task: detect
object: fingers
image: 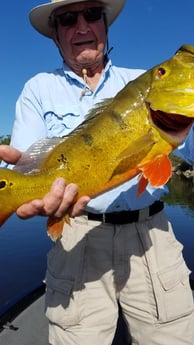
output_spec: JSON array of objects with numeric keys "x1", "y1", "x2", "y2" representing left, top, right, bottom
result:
[
  {"x1": 0, "y1": 145, "x2": 21, "y2": 164},
  {"x1": 42, "y1": 180, "x2": 90, "y2": 218},
  {"x1": 16, "y1": 199, "x2": 45, "y2": 219},
  {"x1": 16, "y1": 178, "x2": 90, "y2": 220},
  {"x1": 42, "y1": 178, "x2": 68, "y2": 216},
  {"x1": 69, "y1": 196, "x2": 90, "y2": 217},
  {"x1": 42, "y1": 179, "x2": 79, "y2": 218}
]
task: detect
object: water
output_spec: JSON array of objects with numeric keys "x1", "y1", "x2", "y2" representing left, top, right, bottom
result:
[
  {"x1": 0, "y1": 216, "x2": 52, "y2": 315},
  {"x1": 163, "y1": 174, "x2": 194, "y2": 279},
  {"x1": 0, "y1": 174, "x2": 193, "y2": 316}
]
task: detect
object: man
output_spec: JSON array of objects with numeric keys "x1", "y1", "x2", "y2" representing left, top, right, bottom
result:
[{"x1": 1, "y1": 0, "x2": 194, "y2": 344}]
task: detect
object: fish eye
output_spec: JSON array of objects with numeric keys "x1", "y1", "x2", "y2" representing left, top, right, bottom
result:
[
  {"x1": 157, "y1": 67, "x2": 166, "y2": 77},
  {"x1": 0, "y1": 180, "x2": 6, "y2": 189}
]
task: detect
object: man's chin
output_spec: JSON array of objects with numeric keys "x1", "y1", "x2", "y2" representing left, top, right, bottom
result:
[{"x1": 75, "y1": 51, "x2": 97, "y2": 65}]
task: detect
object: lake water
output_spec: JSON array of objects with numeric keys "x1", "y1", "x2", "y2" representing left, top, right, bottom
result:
[{"x1": 0, "y1": 174, "x2": 193, "y2": 316}]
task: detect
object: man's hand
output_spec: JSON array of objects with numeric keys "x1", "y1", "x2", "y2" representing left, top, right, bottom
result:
[
  {"x1": 0, "y1": 145, "x2": 21, "y2": 164},
  {"x1": 0, "y1": 145, "x2": 90, "y2": 219},
  {"x1": 16, "y1": 178, "x2": 90, "y2": 219}
]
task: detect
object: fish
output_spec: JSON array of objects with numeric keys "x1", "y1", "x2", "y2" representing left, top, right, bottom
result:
[{"x1": 0, "y1": 44, "x2": 194, "y2": 241}]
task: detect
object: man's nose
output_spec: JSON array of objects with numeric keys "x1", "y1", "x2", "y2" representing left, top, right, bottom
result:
[{"x1": 75, "y1": 13, "x2": 90, "y2": 33}]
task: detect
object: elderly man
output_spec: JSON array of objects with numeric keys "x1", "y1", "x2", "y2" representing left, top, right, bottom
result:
[{"x1": 1, "y1": 0, "x2": 194, "y2": 344}]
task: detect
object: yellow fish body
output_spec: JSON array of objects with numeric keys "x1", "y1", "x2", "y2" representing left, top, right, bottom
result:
[{"x1": 0, "y1": 45, "x2": 194, "y2": 240}]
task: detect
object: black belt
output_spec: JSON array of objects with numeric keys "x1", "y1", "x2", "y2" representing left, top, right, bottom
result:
[{"x1": 87, "y1": 200, "x2": 164, "y2": 224}]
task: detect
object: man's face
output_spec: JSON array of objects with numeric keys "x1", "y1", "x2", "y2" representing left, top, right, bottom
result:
[{"x1": 52, "y1": 1, "x2": 107, "y2": 69}]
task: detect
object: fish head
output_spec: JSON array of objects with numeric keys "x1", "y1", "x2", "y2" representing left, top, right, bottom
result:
[{"x1": 146, "y1": 44, "x2": 194, "y2": 145}]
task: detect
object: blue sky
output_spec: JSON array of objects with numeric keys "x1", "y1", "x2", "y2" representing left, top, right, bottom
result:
[{"x1": 1, "y1": 0, "x2": 194, "y2": 136}]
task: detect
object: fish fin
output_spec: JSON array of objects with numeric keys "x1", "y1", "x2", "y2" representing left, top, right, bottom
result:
[
  {"x1": 116, "y1": 129, "x2": 156, "y2": 161},
  {"x1": 14, "y1": 137, "x2": 66, "y2": 174},
  {"x1": 69, "y1": 98, "x2": 114, "y2": 135},
  {"x1": 139, "y1": 154, "x2": 172, "y2": 188},
  {"x1": 64, "y1": 214, "x2": 71, "y2": 225},
  {"x1": 84, "y1": 98, "x2": 113, "y2": 121},
  {"x1": 137, "y1": 175, "x2": 149, "y2": 195},
  {"x1": 47, "y1": 214, "x2": 71, "y2": 241},
  {"x1": 110, "y1": 131, "x2": 156, "y2": 179}
]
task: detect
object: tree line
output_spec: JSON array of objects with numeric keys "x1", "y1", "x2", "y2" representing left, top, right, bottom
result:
[{"x1": 0, "y1": 135, "x2": 11, "y2": 145}]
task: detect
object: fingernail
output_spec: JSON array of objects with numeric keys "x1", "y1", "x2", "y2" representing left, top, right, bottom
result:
[
  {"x1": 53, "y1": 178, "x2": 66, "y2": 188},
  {"x1": 67, "y1": 184, "x2": 78, "y2": 195}
]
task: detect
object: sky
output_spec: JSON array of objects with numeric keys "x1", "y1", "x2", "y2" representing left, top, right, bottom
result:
[{"x1": 1, "y1": 0, "x2": 194, "y2": 136}]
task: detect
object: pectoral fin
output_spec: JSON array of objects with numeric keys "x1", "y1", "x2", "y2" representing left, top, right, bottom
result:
[
  {"x1": 116, "y1": 129, "x2": 156, "y2": 161},
  {"x1": 138, "y1": 154, "x2": 172, "y2": 195},
  {"x1": 47, "y1": 214, "x2": 71, "y2": 241},
  {"x1": 110, "y1": 130, "x2": 156, "y2": 179}
]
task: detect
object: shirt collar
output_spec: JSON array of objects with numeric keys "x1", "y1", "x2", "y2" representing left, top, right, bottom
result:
[{"x1": 62, "y1": 59, "x2": 112, "y2": 85}]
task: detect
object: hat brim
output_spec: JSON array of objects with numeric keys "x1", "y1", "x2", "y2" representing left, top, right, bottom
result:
[{"x1": 29, "y1": 0, "x2": 126, "y2": 38}]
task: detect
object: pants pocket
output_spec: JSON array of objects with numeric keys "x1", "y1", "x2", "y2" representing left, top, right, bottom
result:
[
  {"x1": 45, "y1": 271, "x2": 83, "y2": 328},
  {"x1": 155, "y1": 260, "x2": 194, "y2": 323}
]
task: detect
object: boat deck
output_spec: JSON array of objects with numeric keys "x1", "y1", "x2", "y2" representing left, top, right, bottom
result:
[
  {"x1": 0, "y1": 293, "x2": 48, "y2": 345},
  {"x1": 0, "y1": 284, "x2": 193, "y2": 345}
]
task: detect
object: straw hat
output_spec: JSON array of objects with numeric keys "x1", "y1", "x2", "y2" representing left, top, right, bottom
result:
[{"x1": 29, "y1": 0, "x2": 126, "y2": 38}]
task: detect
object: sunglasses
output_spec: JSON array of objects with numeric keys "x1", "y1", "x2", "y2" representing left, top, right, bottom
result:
[{"x1": 55, "y1": 7, "x2": 104, "y2": 27}]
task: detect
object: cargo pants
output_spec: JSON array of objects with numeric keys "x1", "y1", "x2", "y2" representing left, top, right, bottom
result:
[{"x1": 45, "y1": 209, "x2": 194, "y2": 345}]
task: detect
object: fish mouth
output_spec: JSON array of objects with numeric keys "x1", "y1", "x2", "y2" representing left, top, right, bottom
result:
[{"x1": 150, "y1": 109, "x2": 193, "y2": 138}]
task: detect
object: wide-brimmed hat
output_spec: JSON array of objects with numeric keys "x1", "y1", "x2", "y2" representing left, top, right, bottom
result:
[{"x1": 29, "y1": 0, "x2": 126, "y2": 38}]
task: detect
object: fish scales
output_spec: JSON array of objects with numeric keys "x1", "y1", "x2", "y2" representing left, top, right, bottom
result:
[{"x1": 39, "y1": 99, "x2": 153, "y2": 195}]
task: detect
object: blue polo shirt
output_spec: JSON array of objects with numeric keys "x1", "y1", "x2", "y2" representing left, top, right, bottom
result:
[{"x1": 8, "y1": 60, "x2": 194, "y2": 213}]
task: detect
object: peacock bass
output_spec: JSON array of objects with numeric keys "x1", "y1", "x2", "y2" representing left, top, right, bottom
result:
[{"x1": 0, "y1": 44, "x2": 194, "y2": 241}]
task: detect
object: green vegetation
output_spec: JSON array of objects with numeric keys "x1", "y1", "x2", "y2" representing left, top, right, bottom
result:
[
  {"x1": 0, "y1": 135, "x2": 11, "y2": 145},
  {"x1": 163, "y1": 174, "x2": 194, "y2": 210},
  {"x1": 0, "y1": 135, "x2": 11, "y2": 163},
  {"x1": 162, "y1": 154, "x2": 194, "y2": 212}
]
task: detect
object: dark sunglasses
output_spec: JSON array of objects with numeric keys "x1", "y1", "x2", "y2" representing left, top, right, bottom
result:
[{"x1": 55, "y1": 7, "x2": 104, "y2": 27}]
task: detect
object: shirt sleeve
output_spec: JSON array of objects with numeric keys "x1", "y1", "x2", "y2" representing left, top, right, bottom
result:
[
  {"x1": 10, "y1": 78, "x2": 47, "y2": 152},
  {"x1": 173, "y1": 124, "x2": 194, "y2": 165}
]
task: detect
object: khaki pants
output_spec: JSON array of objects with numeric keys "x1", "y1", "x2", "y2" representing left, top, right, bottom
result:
[{"x1": 45, "y1": 210, "x2": 194, "y2": 345}]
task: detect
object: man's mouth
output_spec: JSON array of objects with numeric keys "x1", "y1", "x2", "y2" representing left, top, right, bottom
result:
[{"x1": 73, "y1": 40, "x2": 94, "y2": 46}]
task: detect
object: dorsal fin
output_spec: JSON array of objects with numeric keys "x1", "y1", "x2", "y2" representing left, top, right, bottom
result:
[
  {"x1": 70, "y1": 98, "x2": 114, "y2": 134},
  {"x1": 14, "y1": 137, "x2": 66, "y2": 174}
]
